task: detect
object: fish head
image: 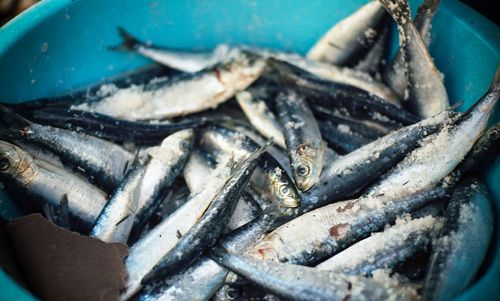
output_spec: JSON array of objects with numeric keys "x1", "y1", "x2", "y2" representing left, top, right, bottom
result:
[
  {"x1": 0, "y1": 141, "x2": 37, "y2": 184},
  {"x1": 267, "y1": 167, "x2": 301, "y2": 208},
  {"x1": 292, "y1": 144, "x2": 323, "y2": 191}
]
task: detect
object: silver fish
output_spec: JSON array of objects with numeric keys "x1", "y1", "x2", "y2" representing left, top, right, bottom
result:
[
  {"x1": 379, "y1": 0, "x2": 448, "y2": 117},
  {"x1": 383, "y1": 0, "x2": 441, "y2": 100},
  {"x1": 90, "y1": 156, "x2": 148, "y2": 243},
  {"x1": 209, "y1": 246, "x2": 417, "y2": 301},
  {"x1": 307, "y1": 1, "x2": 388, "y2": 67},
  {"x1": 73, "y1": 54, "x2": 266, "y2": 121},
  {"x1": 274, "y1": 89, "x2": 325, "y2": 191},
  {"x1": 0, "y1": 141, "x2": 107, "y2": 226}
]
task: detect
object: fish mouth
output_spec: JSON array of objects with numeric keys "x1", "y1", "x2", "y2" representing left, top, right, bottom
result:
[{"x1": 279, "y1": 196, "x2": 300, "y2": 208}]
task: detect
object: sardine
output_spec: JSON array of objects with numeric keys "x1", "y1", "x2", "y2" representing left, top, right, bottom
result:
[
  {"x1": 422, "y1": 179, "x2": 494, "y2": 301},
  {"x1": 379, "y1": 0, "x2": 448, "y2": 117},
  {"x1": 306, "y1": 1, "x2": 388, "y2": 67},
  {"x1": 27, "y1": 108, "x2": 216, "y2": 144},
  {"x1": 72, "y1": 54, "x2": 266, "y2": 120},
  {"x1": 383, "y1": 0, "x2": 441, "y2": 100},
  {"x1": 209, "y1": 246, "x2": 417, "y2": 301},
  {"x1": 141, "y1": 144, "x2": 269, "y2": 283},
  {"x1": 0, "y1": 141, "x2": 107, "y2": 226},
  {"x1": 274, "y1": 89, "x2": 324, "y2": 191},
  {"x1": 316, "y1": 215, "x2": 442, "y2": 276},
  {"x1": 90, "y1": 156, "x2": 148, "y2": 243},
  {"x1": 131, "y1": 129, "x2": 194, "y2": 237},
  {"x1": 0, "y1": 106, "x2": 133, "y2": 192},
  {"x1": 111, "y1": 27, "x2": 238, "y2": 73},
  {"x1": 318, "y1": 119, "x2": 371, "y2": 154},
  {"x1": 236, "y1": 91, "x2": 286, "y2": 148},
  {"x1": 121, "y1": 153, "x2": 237, "y2": 299},
  {"x1": 353, "y1": 21, "x2": 389, "y2": 76}
]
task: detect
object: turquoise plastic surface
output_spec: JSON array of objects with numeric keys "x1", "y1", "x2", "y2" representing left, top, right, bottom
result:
[{"x1": 0, "y1": 0, "x2": 498, "y2": 300}]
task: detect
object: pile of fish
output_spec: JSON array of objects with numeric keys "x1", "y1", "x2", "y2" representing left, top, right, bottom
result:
[{"x1": 0, "y1": 0, "x2": 498, "y2": 300}]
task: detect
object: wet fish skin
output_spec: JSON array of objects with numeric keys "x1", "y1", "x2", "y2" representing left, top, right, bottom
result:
[
  {"x1": 250, "y1": 185, "x2": 446, "y2": 266},
  {"x1": 0, "y1": 141, "x2": 107, "y2": 226},
  {"x1": 379, "y1": 0, "x2": 448, "y2": 118},
  {"x1": 209, "y1": 246, "x2": 414, "y2": 301},
  {"x1": 267, "y1": 58, "x2": 420, "y2": 126},
  {"x1": 318, "y1": 119, "x2": 371, "y2": 154},
  {"x1": 0, "y1": 106, "x2": 133, "y2": 192},
  {"x1": 307, "y1": 1, "x2": 388, "y2": 67},
  {"x1": 383, "y1": 0, "x2": 441, "y2": 100},
  {"x1": 316, "y1": 216, "x2": 442, "y2": 277},
  {"x1": 136, "y1": 213, "x2": 277, "y2": 301},
  {"x1": 28, "y1": 108, "x2": 216, "y2": 144},
  {"x1": 274, "y1": 89, "x2": 324, "y2": 191},
  {"x1": 422, "y1": 179, "x2": 494, "y2": 301},
  {"x1": 353, "y1": 20, "x2": 390, "y2": 76},
  {"x1": 90, "y1": 156, "x2": 148, "y2": 243},
  {"x1": 300, "y1": 110, "x2": 452, "y2": 212},
  {"x1": 141, "y1": 145, "x2": 269, "y2": 283},
  {"x1": 74, "y1": 54, "x2": 266, "y2": 121}
]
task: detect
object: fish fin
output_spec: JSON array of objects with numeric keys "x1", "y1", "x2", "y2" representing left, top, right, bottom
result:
[
  {"x1": 109, "y1": 27, "x2": 144, "y2": 52},
  {"x1": 418, "y1": 0, "x2": 440, "y2": 15},
  {"x1": 378, "y1": 0, "x2": 411, "y2": 26},
  {"x1": 0, "y1": 105, "x2": 32, "y2": 139}
]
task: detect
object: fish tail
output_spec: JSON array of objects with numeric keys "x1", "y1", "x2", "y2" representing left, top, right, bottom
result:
[
  {"x1": 109, "y1": 27, "x2": 144, "y2": 52},
  {"x1": 378, "y1": 0, "x2": 411, "y2": 26},
  {"x1": 0, "y1": 105, "x2": 32, "y2": 139}
]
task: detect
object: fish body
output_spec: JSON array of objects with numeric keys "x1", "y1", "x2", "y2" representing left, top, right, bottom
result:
[
  {"x1": 209, "y1": 246, "x2": 416, "y2": 301},
  {"x1": 316, "y1": 215, "x2": 442, "y2": 276},
  {"x1": 0, "y1": 106, "x2": 133, "y2": 191},
  {"x1": 422, "y1": 179, "x2": 494, "y2": 301},
  {"x1": 274, "y1": 89, "x2": 324, "y2": 191},
  {"x1": 141, "y1": 145, "x2": 268, "y2": 283},
  {"x1": 383, "y1": 0, "x2": 441, "y2": 100},
  {"x1": 353, "y1": 21, "x2": 390, "y2": 76},
  {"x1": 73, "y1": 55, "x2": 266, "y2": 121},
  {"x1": 0, "y1": 141, "x2": 107, "y2": 226},
  {"x1": 307, "y1": 1, "x2": 388, "y2": 67},
  {"x1": 90, "y1": 157, "x2": 148, "y2": 243},
  {"x1": 379, "y1": 0, "x2": 448, "y2": 117}
]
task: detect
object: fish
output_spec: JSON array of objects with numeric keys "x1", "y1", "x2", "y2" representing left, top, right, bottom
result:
[
  {"x1": 316, "y1": 215, "x2": 442, "y2": 276},
  {"x1": 383, "y1": 0, "x2": 441, "y2": 100},
  {"x1": 27, "y1": 108, "x2": 217, "y2": 144},
  {"x1": 267, "y1": 58, "x2": 420, "y2": 126},
  {"x1": 0, "y1": 141, "x2": 107, "y2": 226},
  {"x1": 422, "y1": 179, "x2": 494, "y2": 301},
  {"x1": 0, "y1": 106, "x2": 133, "y2": 192},
  {"x1": 209, "y1": 246, "x2": 418, "y2": 301},
  {"x1": 236, "y1": 91, "x2": 286, "y2": 148},
  {"x1": 141, "y1": 144, "x2": 269, "y2": 283},
  {"x1": 130, "y1": 129, "x2": 194, "y2": 237},
  {"x1": 274, "y1": 89, "x2": 325, "y2": 191},
  {"x1": 300, "y1": 109, "x2": 453, "y2": 212},
  {"x1": 111, "y1": 27, "x2": 239, "y2": 73},
  {"x1": 353, "y1": 21, "x2": 390, "y2": 76},
  {"x1": 378, "y1": 0, "x2": 448, "y2": 117},
  {"x1": 306, "y1": 1, "x2": 388, "y2": 67},
  {"x1": 249, "y1": 185, "x2": 446, "y2": 266},
  {"x1": 72, "y1": 54, "x2": 266, "y2": 121},
  {"x1": 136, "y1": 213, "x2": 278, "y2": 301},
  {"x1": 121, "y1": 153, "x2": 238, "y2": 299},
  {"x1": 90, "y1": 156, "x2": 148, "y2": 243},
  {"x1": 364, "y1": 83, "x2": 498, "y2": 199},
  {"x1": 200, "y1": 125, "x2": 301, "y2": 211}
]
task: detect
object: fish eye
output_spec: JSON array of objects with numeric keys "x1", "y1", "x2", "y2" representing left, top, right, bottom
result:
[
  {"x1": 297, "y1": 165, "x2": 310, "y2": 177},
  {"x1": 225, "y1": 287, "x2": 239, "y2": 300},
  {"x1": 279, "y1": 184, "x2": 290, "y2": 196},
  {"x1": 0, "y1": 157, "x2": 10, "y2": 171}
]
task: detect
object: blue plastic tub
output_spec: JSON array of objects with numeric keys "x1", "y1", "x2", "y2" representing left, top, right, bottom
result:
[{"x1": 0, "y1": 0, "x2": 498, "y2": 300}]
